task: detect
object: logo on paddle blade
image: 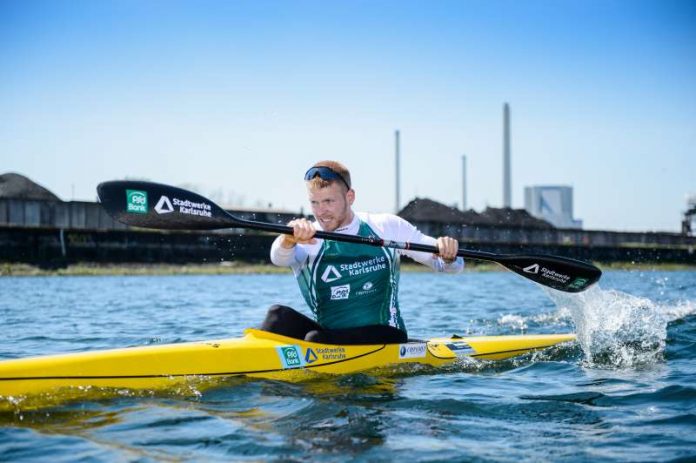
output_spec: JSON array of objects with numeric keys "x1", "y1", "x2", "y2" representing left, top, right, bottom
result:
[
  {"x1": 568, "y1": 277, "x2": 589, "y2": 290},
  {"x1": 126, "y1": 190, "x2": 148, "y2": 214},
  {"x1": 523, "y1": 263, "x2": 540, "y2": 274},
  {"x1": 154, "y1": 196, "x2": 174, "y2": 214}
]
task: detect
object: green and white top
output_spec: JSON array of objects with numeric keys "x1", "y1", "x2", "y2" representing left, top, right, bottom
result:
[{"x1": 270, "y1": 212, "x2": 464, "y2": 332}]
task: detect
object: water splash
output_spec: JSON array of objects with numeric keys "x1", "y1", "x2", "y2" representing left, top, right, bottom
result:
[
  {"x1": 545, "y1": 285, "x2": 695, "y2": 369},
  {"x1": 498, "y1": 314, "x2": 528, "y2": 331}
]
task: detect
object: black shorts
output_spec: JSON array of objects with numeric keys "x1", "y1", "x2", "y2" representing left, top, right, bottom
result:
[{"x1": 260, "y1": 304, "x2": 408, "y2": 345}]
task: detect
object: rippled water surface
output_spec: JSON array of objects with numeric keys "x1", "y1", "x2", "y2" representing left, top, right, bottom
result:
[{"x1": 1, "y1": 270, "x2": 695, "y2": 462}]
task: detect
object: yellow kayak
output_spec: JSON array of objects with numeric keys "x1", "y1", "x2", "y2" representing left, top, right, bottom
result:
[{"x1": 0, "y1": 329, "x2": 575, "y2": 402}]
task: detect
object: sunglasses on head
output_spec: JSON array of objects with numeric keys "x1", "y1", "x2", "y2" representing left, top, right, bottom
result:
[{"x1": 304, "y1": 166, "x2": 351, "y2": 189}]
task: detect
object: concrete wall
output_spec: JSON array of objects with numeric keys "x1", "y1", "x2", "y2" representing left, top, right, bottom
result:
[
  {"x1": 0, "y1": 199, "x2": 300, "y2": 231},
  {"x1": 413, "y1": 222, "x2": 696, "y2": 249},
  {"x1": 0, "y1": 226, "x2": 275, "y2": 266},
  {"x1": 0, "y1": 199, "x2": 129, "y2": 230}
]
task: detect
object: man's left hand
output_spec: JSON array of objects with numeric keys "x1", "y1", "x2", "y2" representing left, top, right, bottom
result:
[{"x1": 435, "y1": 236, "x2": 459, "y2": 263}]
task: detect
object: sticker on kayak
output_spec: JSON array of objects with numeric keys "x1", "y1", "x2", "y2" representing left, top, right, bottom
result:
[
  {"x1": 445, "y1": 341, "x2": 475, "y2": 355},
  {"x1": 276, "y1": 345, "x2": 306, "y2": 369},
  {"x1": 305, "y1": 347, "x2": 318, "y2": 364},
  {"x1": 399, "y1": 343, "x2": 427, "y2": 359}
]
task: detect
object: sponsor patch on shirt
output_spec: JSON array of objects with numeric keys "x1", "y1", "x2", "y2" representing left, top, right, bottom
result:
[
  {"x1": 330, "y1": 284, "x2": 350, "y2": 300},
  {"x1": 321, "y1": 265, "x2": 342, "y2": 283},
  {"x1": 339, "y1": 256, "x2": 387, "y2": 276}
]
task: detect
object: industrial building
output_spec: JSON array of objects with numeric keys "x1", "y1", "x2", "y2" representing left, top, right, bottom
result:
[{"x1": 524, "y1": 186, "x2": 583, "y2": 229}]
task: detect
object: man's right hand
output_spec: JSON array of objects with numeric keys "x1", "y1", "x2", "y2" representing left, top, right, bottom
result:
[{"x1": 280, "y1": 218, "x2": 317, "y2": 248}]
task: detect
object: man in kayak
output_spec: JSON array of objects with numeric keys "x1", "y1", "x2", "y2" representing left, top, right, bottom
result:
[{"x1": 265, "y1": 160, "x2": 463, "y2": 344}]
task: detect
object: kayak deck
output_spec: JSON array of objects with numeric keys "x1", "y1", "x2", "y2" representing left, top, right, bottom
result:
[{"x1": 0, "y1": 329, "x2": 576, "y2": 402}]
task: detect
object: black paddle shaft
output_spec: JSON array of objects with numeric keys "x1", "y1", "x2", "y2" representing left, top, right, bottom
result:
[{"x1": 97, "y1": 180, "x2": 602, "y2": 293}]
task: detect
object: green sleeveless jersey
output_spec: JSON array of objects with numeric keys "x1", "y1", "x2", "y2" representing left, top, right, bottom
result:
[{"x1": 296, "y1": 220, "x2": 405, "y2": 331}]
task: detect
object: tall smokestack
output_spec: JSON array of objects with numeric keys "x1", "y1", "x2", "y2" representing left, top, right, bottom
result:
[
  {"x1": 503, "y1": 103, "x2": 511, "y2": 208},
  {"x1": 461, "y1": 154, "x2": 467, "y2": 210},
  {"x1": 395, "y1": 130, "x2": 401, "y2": 213}
]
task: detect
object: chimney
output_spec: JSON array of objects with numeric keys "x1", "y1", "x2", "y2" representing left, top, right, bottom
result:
[
  {"x1": 503, "y1": 103, "x2": 511, "y2": 208},
  {"x1": 395, "y1": 130, "x2": 401, "y2": 213},
  {"x1": 461, "y1": 154, "x2": 467, "y2": 210}
]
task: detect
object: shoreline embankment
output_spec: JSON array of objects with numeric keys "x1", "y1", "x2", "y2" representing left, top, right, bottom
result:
[{"x1": 2, "y1": 261, "x2": 694, "y2": 277}]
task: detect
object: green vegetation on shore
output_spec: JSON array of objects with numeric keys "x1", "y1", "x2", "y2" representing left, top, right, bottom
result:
[
  {"x1": 0, "y1": 262, "x2": 291, "y2": 276},
  {"x1": 1, "y1": 260, "x2": 694, "y2": 276},
  {"x1": 1, "y1": 262, "x2": 495, "y2": 276}
]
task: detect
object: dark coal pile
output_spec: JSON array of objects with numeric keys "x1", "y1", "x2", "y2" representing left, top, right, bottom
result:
[
  {"x1": 0, "y1": 173, "x2": 61, "y2": 201},
  {"x1": 399, "y1": 197, "x2": 553, "y2": 229}
]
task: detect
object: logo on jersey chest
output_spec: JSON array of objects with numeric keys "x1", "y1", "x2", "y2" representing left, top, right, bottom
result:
[
  {"x1": 338, "y1": 256, "x2": 387, "y2": 276},
  {"x1": 355, "y1": 281, "x2": 377, "y2": 296},
  {"x1": 330, "y1": 284, "x2": 350, "y2": 300},
  {"x1": 321, "y1": 265, "x2": 342, "y2": 283}
]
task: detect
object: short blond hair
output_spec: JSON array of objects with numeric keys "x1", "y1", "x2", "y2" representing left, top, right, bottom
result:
[{"x1": 306, "y1": 160, "x2": 352, "y2": 191}]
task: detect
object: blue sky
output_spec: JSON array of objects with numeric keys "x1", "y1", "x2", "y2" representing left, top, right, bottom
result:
[{"x1": 2, "y1": 0, "x2": 694, "y2": 231}]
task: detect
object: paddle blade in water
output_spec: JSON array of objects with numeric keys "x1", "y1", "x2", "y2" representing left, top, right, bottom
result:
[{"x1": 97, "y1": 180, "x2": 237, "y2": 230}]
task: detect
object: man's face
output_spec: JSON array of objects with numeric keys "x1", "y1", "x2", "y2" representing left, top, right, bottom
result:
[{"x1": 307, "y1": 181, "x2": 354, "y2": 232}]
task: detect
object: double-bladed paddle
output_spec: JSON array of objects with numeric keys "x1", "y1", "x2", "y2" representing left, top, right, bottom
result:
[{"x1": 97, "y1": 180, "x2": 601, "y2": 293}]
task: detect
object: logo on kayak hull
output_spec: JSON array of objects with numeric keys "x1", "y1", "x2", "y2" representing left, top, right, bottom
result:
[
  {"x1": 446, "y1": 341, "x2": 474, "y2": 355},
  {"x1": 276, "y1": 345, "x2": 305, "y2": 368},
  {"x1": 399, "y1": 343, "x2": 427, "y2": 359},
  {"x1": 305, "y1": 348, "x2": 318, "y2": 364}
]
